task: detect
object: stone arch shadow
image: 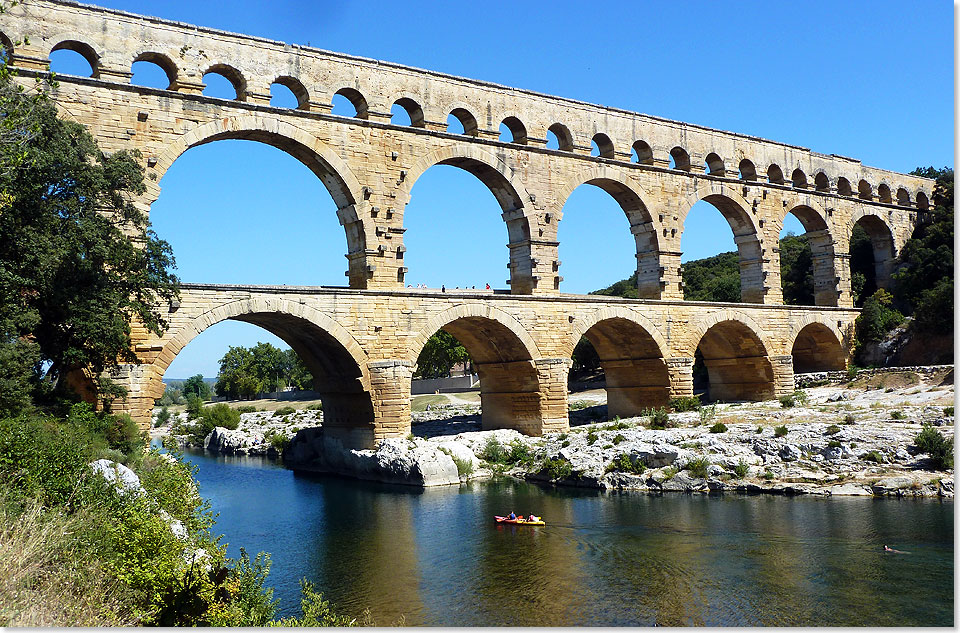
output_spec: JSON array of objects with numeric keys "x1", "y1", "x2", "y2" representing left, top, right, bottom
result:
[
  {"x1": 148, "y1": 297, "x2": 375, "y2": 446},
  {"x1": 567, "y1": 306, "x2": 672, "y2": 417},
  {"x1": 686, "y1": 310, "x2": 778, "y2": 402},
  {"x1": 787, "y1": 317, "x2": 848, "y2": 374},
  {"x1": 407, "y1": 303, "x2": 550, "y2": 434}
]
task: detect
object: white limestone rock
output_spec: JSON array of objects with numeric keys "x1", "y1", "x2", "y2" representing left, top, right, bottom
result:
[{"x1": 90, "y1": 459, "x2": 144, "y2": 497}]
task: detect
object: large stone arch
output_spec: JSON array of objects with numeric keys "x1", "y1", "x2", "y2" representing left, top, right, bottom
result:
[
  {"x1": 781, "y1": 200, "x2": 841, "y2": 306},
  {"x1": 407, "y1": 303, "x2": 546, "y2": 433},
  {"x1": 148, "y1": 297, "x2": 376, "y2": 446},
  {"x1": 686, "y1": 310, "x2": 779, "y2": 402},
  {"x1": 787, "y1": 318, "x2": 848, "y2": 374},
  {"x1": 146, "y1": 115, "x2": 375, "y2": 287},
  {"x1": 846, "y1": 207, "x2": 898, "y2": 295},
  {"x1": 567, "y1": 306, "x2": 671, "y2": 415},
  {"x1": 678, "y1": 182, "x2": 766, "y2": 303},
  {"x1": 398, "y1": 144, "x2": 538, "y2": 293},
  {"x1": 556, "y1": 167, "x2": 664, "y2": 298}
]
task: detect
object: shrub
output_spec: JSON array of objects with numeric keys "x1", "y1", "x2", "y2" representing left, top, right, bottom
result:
[
  {"x1": 732, "y1": 459, "x2": 749, "y2": 479},
  {"x1": 824, "y1": 424, "x2": 841, "y2": 435},
  {"x1": 539, "y1": 457, "x2": 573, "y2": 480},
  {"x1": 792, "y1": 390, "x2": 809, "y2": 406},
  {"x1": 891, "y1": 410, "x2": 905, "y2": 420},
  {"x1": 914, "y1": 424, "x2": 954, "y2": 470},
  {"x1": 185, "y1": 394, "x2": 204, "y2": 419},
  {"x1": 612, "y1": 433, "x2": 626, "y2": 445},
  {"x1": 557, "y1": 433, "x2": 568, "y2": 442},
  {"x1": 451, "y1": 456, "x2": 473, "y2": 477},
  {"x1": 779, "y1": 394, "x2": 796, "y2": 408},
  {"x1": 685, "y1": 457, "x2": 710, "y2": 479},
  {"x1": 648, "y1": 408, "x2": 671, "y2": 430},
  {"x1": 863, "y1": 450, "x2": 883, "y2": 463},
  {"x1": 669, "y1": 395, "x2": 701, "y2": 412},
  {"x1": 774, "y1": 425, "x2": 788, "y2": 438},
  {"x1": 200, "y1": 403, "x2": 241, "y2": 431},
  {"x1": 827, "y1": 440, "x2": 842, "y2": 449},
  {"x1": 755, "y1": 426, "x2": 763, "y2": 433},
  {"x1": 479, "y1": 437, "x2": 508, "y2": 463},
  {"x1": 605, "y1": 454, "x2": 645, "y2": 475},
  {"x1": 843, "y1": 414, "x2": 856, "y2": 425},
  {"x1": 236, "y1": 405, "x2": 257, "y2": 414},
  {"x1": 698, "y1": 404, "x2": 717, "y2": 424},
  {"x1": 586, "y1": 431, "x2": 598, "y2": 445},
  {"x1": 273, "y1": 406, "x2": 296, "y2": 417},
  {"x1": 709, "y1": 422, "x2": 727, "y2": 434},
  {"x1": 265, "y1": 431, "x2": 289, "y2": 454},
  {"x1": 306, "y1": 403, "x2": 323, "y2": 411},
  {"x1": 561, "y1": 440, "x2": 570, "y2": 448},
  {"x1": 846, "y1": 366, "x2": 860, "y2": 382},
  {"x1": 270, "y1": 580, "x2": 356, "y2": 627},
  {"x1": 945, "y1": 407, "x2": 954, "y2": 417},
  {"x1": 763, "y1": 469, "x2": 775, "y2": 480},
  {"x1": 660, "y1": 466, "x2": 679, "y2": 480},
  {"x1": 506, "y1": 440, "x2": 533, "y2": 466},
  {"x1": 155, "y1": 407, "x2": 171, "y2": 428}
]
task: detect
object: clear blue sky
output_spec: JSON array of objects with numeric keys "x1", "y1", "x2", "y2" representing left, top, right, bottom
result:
[{"x1": 49, "y1": 1, "x2": 954, "y2": 379}]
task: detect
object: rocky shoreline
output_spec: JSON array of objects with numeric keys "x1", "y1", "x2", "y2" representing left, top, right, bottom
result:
[{"x1": 152, "y1": 367, "x2": 955, "y2": 498}]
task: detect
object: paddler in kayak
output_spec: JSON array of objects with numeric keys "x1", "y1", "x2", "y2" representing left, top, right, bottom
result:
[{"x1": 508, "y1": 511, "x2": 517, "y2": 520}]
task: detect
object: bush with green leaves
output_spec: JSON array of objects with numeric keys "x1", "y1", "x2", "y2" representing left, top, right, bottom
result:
[
  {"x1": 586, "y1": 431, "x2": 599, "y2": 445},
  {"x1": 684, "y1": 457, "x2": 710, "y2": 479},
  {"x1": 605, "y1": 453, "x2": 645, "y2": 475},
  {"x1": 539, "y1": 457, "x2": 574, "y2": 481},
  {"x1": 774, "y1": 425, "x2": 788, "y2": 438},
  {"x1": 709, "y1": 422, "x2": 727, "y2": 434},
  {"x1": 827, "y1": 440, "x2": 842, "y2": 449},
  {"x1": 914, "y1": 424, "x2": 954, "y2": 470},
  {"x1": 236, "y1": 405, "x2": 258, "y2": 414},
  {"x1": 863, "y1": 450, "x2": 884, "y2": 464},
  {"x1": 891, "y1": 410, "x2": 905, "y2": 420},
  {"x1": 612, "y1": 433, "x2": 626, "y2": 445},
  {"x1": 824, "y1": 424, "x2": 841, "y2": 435},
  {"x1": 669, "y1": 395, "x2": 701, "y2": 412},
  {"x1": 273, "y1": 406, "x2": 296, "y2": 417},
  {"x1": 843, "y1": 414, "x2": 856, "y2": 425},
  {"x1": 154, "y1": 406, "x2": 171, "y2": 428},
  {"x1": 648, "y1": 407, "x2": 672, "y2": 430},
  {"x1": 945, "y1": 407, "x2": 954, "y2": 417},
  {"x1": 698, "y1": 404, "x2": 717, "y2": 424},
  {"x1": 732, "y1": 460, "x2": 749, "y2": 479}
]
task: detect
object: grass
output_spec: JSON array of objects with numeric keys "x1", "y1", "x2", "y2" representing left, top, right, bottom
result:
[
  {"x1": 824, "y1": 424, "x2": 841, "y2": 435},
  {"x1": 410, "y1": 394, "x2": 448, "y2": 412},
  {"x1": 612, "y1": 433, "x2": 626, "y2": 445},
  {"x1": 827, "y1": 440, "x2": 842, "y2": 449},
  {"x1": 709, "y1": 422, "x2": 727, "y2": 434},
  {"x1": 0, "y1": 496, "x2": 137, "y2": 626},
  {"x1": 272, "y1": 406, "x2": 297, "y2": 417},
  {"x1": 605, "y1": 454, "x2": 646, "y2": 475},
  {"x1": 774, "y1": 425, "x2": 788, "y2": 438},
  {"x1": 732, "y1": 460, "x2": 749, "y2": 479},
  {"x1": 890, "y1": 410, "x2": 906, "y2": 420},
  {"x1": 684, "y1": 457, "x2": 710, "y2": 479}
]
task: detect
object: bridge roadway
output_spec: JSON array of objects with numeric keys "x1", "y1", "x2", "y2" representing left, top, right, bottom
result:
[{"x1": 113, "y1": 284, "x2": 859, "y2": 448}]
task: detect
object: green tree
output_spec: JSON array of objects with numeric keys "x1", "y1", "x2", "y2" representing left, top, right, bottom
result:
[
  {"x1": 181, "y1": 374, "x2": 212, "y2": 401},
  {"x1": 893, "y1": 167, "x2": 953, "y2": 332},
  {"x1": 285, "y1": 349, "x2": 314, "y2": 390},
  {"x1": 849, "y1": 224, "x2": 875, "y2": 306},
  {"x1": 0, "y1": 59, "x2": 178, "y2": 405},
  {"x1": 249, "y1": 342, "x2": 289, "y2": 393},
  {"x1": 215, "y1": 346, "x2": 259, "y2": 400},
  {"x1": 779, "y1": 233, "x2": 815, "y2": 305},
  {"x1": 414, "y1": 330, "x2": 471, "y2": 379}
]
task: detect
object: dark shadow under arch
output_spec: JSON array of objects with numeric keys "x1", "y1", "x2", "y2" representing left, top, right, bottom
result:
[
  {"x1": 791, "y1": 323, "x2": 846, "y2": 373},
  {"x1": 695, "y1": 320, "x2": 774, "y2": 402}
]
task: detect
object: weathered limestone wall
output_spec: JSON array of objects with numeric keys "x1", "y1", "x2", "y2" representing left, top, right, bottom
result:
[
  {"x1": 113, "y1": 284, "x2": 859, "y2": 447},
  {"x1": 0, "y1": 1, "x2": 930, "y2": 303}
]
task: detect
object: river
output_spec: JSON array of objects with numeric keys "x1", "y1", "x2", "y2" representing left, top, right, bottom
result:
[{"x1": 173, "y1": 447, "x2": 953, "y2": 626}]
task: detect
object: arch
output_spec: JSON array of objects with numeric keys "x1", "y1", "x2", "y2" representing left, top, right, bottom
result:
[
  {"x1": 131, "y1": 51, "x2": 178, "y2": 89},
  {"x1": 896, "y1": 187, "x2": 911, "y2": 207},
  {"x1": 272, "y1": 75, "x2": 310, "y2": 110},
  {"x1": 203, "y1": 63, "x2": 246, "y2": 100},
  {"x1": 814, "y1": 172, "x2": 830, "y2": 192},
  {"x1": 500, "y1": 116, "x2": 527, "y2": 145},
  {"x1": 789, "y1": 320, "x2": 846, "y2": 374},
  {"x1": 767, "y1": 164, "x2": 785, "y2": 184},
  {"x1": 678, "y1": 182, "x2": 759, "y2": 237},
  {"x1": 705, "y1": 152, "x2": 725, "y2": 176},
  {"x1": 836, "y1": 177, "x2": 853, "y2": 196},
  {"x1": 782, "y1": 202, "x2": 829, "y2": 232},
  {"x1": 781, "y1": 202, "x2": 836, "y2": 306},
  {"x1": 687, "y1": 310, "x2": 776, "y2": 358},
  {"x1": 332, "y1": 87, "x2": 368, "y2": 119},
  {"x1": 407, "y1": 303, "x2": 540, "y2": 365},
  {"x1": 159, "y1": 298, "x2": 369, "y2": 388},
  {"x1": 791, "y1": 168, "x2": 808, "y2": 189},
  {"x1": 448, "y1": 107, "x2": 479, "y2": 136},
  {"x1": 739, "y1": 159, "x2": 757, "y2": 181},
  {"x1": 566, "y1": 305, "x2": 668, "y2": 360},
  {"x1": 669, "y1": 146, "x2": 691, "y2": 171},
  {"x1": 688, "y1": 312, "x2": 776, "y2": 402},
  {"x1": 408, "y1": 304, "x2": 543, "y2": 432},
  {"x1": 0, "y1": 31, "x2": 14, "y2": 61},
  {"x1": 591, "y1": 133, "x2": 615, "y2": 159},
  {"x1": 557, "y1": 170, "x2": 656, "y2": 233},
  {"x1": 632, "y1": 140, "x2": 654, "y2": 165},
  {"x1": 50, "y1": 40, "x2": 99, "y2": 76},
  {"x1": 547, "y1": 123, "x2": 574, "y2": 151},
  {"x1": 916, "y1": 191, "x2": 929, "y2": 210},
  {"x1": 877, "y1": 183, "x2": 892, "y2": 204},
  {"x1": 848, "y1": 210, "x2": 896, "y2": 294},
  {"x1": 392, "y1": 97, "x2": 425, "y2": 127},
  {"x1": 857, "y1": 179, "x2": 873, "y2": 200}
]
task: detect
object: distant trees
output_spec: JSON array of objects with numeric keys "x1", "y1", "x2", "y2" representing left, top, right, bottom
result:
[
  {"x1": 181, "y1": 374, "x2": 212, "y2": 401},
  {"x1": 413, "y1": 331, "x2": 470, "y2": 379},
  {"x1": 214, "y1": 343, "x2": 314, "y2": 400}
]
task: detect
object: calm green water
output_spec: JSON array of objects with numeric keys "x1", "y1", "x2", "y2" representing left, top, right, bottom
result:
[{"x1": 176, "y1": 448, "x2": 953, "y2": 626}]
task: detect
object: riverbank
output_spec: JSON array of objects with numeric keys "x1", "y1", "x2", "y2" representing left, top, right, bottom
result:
[{"x1": 153, "y1": 367, "x2": 955, "y2": 497}]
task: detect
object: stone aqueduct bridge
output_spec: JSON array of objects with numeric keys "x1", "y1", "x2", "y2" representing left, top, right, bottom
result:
[{"x1": 2, "y1": 2, "x2": 931, "y2": 447}]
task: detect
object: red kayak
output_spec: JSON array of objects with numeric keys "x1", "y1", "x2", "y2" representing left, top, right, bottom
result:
[{"x1": 494, "y1": 515, "x2": 545, "y2": 526}]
